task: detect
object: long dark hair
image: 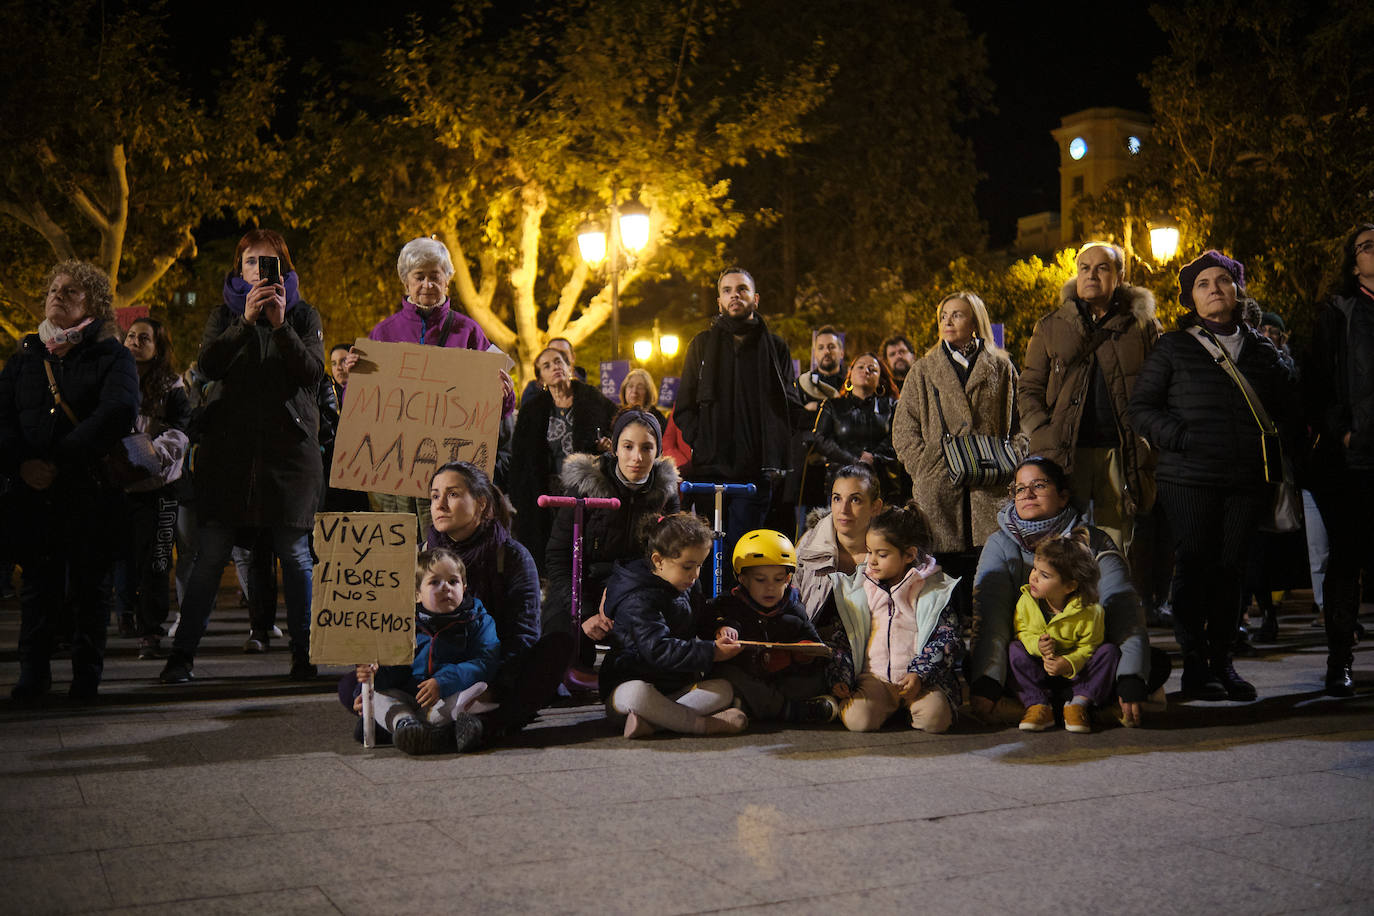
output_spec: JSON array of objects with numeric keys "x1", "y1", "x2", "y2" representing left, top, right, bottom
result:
[
  {"x1": 429, "y1": 461, "x2": 514, "y2": 530},
  {"x1": 127, "y1": 317, "x2": 179, "y2": 412}
]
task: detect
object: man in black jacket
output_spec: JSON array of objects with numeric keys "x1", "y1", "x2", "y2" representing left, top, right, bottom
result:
[{"x1": 674, "y1": 267, "x2": 805, "y2": 580}]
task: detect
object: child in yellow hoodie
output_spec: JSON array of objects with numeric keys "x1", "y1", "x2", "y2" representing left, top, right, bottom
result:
[{"x1": 1010, "y1": 529, "x2": 1121, "y2": 734}]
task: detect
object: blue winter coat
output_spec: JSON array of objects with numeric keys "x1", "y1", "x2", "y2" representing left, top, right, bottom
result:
[
  {"x1": 598, "y1": 557, "x2": 714, "y2": 698},
  {"x1": 376, "y1": 597, "x2": 501, "y2": 698}
]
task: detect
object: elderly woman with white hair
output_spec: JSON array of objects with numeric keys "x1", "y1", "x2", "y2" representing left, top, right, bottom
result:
[{"x1": 351, "y1": 237, "x2": 516, "y2": 534}]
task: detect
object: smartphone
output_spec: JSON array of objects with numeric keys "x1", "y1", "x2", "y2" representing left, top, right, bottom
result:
[{"x1": 259, "y1": 255, "x2": 281, "y2": 285}]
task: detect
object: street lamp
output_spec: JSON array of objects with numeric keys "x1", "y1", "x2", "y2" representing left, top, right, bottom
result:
[
  {"x1": 633, "y1": 320, "x2": 680, "y2": 369},
  {"x1": 1149, "y1": 217, "x2": 1180, "y2": 263},
  {"x1": 578, "y1": 194, "x2": 651, "y2": 359}
]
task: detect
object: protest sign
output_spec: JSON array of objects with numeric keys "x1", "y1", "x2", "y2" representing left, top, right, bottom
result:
[
  {"x1": 309, "y1": 511, "x2": 416, "y2": 666},
  {"x1": 331, "y1": 339, "x2": 507, "y2": 498},
  {"x1": 599, "y1": 359, "x2": 630, "y2": 402}
]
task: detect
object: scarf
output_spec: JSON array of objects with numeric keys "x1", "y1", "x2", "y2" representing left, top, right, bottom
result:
[
  {"x1": 1004, "y1": 504, "x2": 1078, "y2": 552},
  {"x1": 426, "y1": 517, "x2": 512, "y2": 613},
  {"x1": 222, "y1": 271, "x2": 302, "y2": 316},
  {"x1": 38, "y1": 317, "x2": 95, "y2": 357},
  {"x1": 1200, "y1": 316, "x2": 1239, "y2": 335}
]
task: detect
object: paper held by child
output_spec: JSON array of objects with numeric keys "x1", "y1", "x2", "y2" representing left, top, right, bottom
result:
[{"x1": 734, "y1": 640, "x2": 833, "y2": 658}]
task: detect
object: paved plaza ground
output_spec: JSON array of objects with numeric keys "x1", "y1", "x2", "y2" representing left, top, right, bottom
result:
[{"x1": 1, "y1": 582, "x2": 1371, "y2": 915}]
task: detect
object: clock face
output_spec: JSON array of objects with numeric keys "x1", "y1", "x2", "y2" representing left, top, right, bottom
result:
[
  {"x1": 1069, "y1": 137, "x2": 1087, "y2": 160},
  {"x1": 1127, "y1": 135, "x2": 1141, "y2": 154}
]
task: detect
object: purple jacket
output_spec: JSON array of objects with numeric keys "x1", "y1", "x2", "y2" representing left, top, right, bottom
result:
[{"x1": 368, "y1": 298, "x2": 514, "y2": 416}]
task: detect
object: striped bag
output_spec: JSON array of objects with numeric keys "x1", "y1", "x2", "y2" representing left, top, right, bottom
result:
[{"x1": 933, "y1": 387, "x2": 1017, "y2": 488}]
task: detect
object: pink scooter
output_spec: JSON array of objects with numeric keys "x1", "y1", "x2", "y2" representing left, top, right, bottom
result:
[{"x1": 538, "y1": 493, "x2": 621, "y2": 691}]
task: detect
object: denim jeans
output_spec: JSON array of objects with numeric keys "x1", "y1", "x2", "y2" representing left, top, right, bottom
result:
[{"x1": 173, "y1": 525, "x2": 312, "y2": 658}]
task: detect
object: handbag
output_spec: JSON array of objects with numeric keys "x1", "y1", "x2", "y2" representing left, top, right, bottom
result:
[
  {"x1": 43, "y1": 360, "x2": 162, "y2": 489},
  {"x1": 932, "y1": 385, "x2": 1017, "y2": 488},
  {"x1": 1189, "y1": 327, "x2": 1302, "y2": 533}
]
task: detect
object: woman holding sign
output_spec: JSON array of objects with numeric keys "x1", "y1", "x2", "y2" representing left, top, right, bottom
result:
[
  {"x1": 347, "y1": 237, "x2": 516, "y2": 537},
  {"x1": 159, "y1": 230, "x2": 325, "y2": 685}
]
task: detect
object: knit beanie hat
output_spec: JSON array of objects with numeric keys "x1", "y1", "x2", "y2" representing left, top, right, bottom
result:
[
  {"x1": 1178, "y1": 250, "x2": 1246, "y2": 309},
  {"x1": 1260, "y1": 311, "x2": 1286, "y2": 331},
  {"x1": 612, "y1": 409, "x2": 662, "y2": 452}
]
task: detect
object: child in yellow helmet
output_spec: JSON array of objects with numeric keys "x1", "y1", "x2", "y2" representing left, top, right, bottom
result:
[{"x1": 708, "y1": 529, "x2": 839, "y2": 724}]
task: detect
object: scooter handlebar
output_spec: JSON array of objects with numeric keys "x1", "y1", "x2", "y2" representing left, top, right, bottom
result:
[
  {"x1": 537, "y1": 495, "x2": 622, "y2": 509},
  {"x1": 678, "y1": 482, "x2": 757, "y2": 496}
]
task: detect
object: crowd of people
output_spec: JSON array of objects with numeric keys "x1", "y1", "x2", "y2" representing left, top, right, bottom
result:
[{"x1": 3, "y1": 223, "x2": 1371, "y2": 756}]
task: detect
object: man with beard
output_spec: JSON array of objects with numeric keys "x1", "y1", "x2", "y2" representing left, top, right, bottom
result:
[
  {"x1": 882, "y1": 334, "x2": 915, "y2": 391},
  {"x1": 799, "y1": 325, "x2": 846, "y2": 412},
  {"x1": 675, "y1": 267, "x2": 806, "y2": 577}
]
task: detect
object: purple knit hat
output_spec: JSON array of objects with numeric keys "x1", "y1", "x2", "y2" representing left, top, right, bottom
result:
[{"x1": 1178, "y1": 250, "x2": 1246, "y2": 309}]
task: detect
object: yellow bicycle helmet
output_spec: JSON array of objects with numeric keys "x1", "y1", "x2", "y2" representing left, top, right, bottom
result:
[{"x1": 732, "y1": 529, "x2": 798, "y2": 573}]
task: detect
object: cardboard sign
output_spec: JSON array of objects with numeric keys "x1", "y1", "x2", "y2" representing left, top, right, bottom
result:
[
  {"x1": 309, "y1": 512, "x2": 416, "y2": 666},
  {"x1": 115, "y1": 306, "x2": 150, "y2": 332},
  {"x1": 599, "y1": 359, "x2": 630, "y2": 401},
  {"x1": 331, "y1": 339, "x2": 507, "y2": 498}
]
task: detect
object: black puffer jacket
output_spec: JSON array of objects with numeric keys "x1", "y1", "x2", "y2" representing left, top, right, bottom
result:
[
  {"x1": 811, "y1": 392, "x2": 897, "y2": 466},
  {"x1": 598, "y1": 557, "x2": 714, "y2": 698},
  {"x1": 509, "y1": 379, "x2": 617, "y2": 569},
  {"x1": 1304, "y1": 287, "x2": 1374, "y2": 475},
  {"x1": 192, "y1": 302, "x2": 326, "y2": 530},
  {"x1": 0, "y1": 322, "x2": 139, "y2": 549},
  {"x1": 544, "y1": 451, "x2": 680, "y2": 635},
  {"x1": 1128, "y1": 318, "x2": 1296, "y2": 489}
]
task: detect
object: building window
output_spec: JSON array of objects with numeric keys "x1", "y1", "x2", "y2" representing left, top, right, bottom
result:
[{"x1": 1072, "y1": 176, "x2": 1084, "y2": 197}]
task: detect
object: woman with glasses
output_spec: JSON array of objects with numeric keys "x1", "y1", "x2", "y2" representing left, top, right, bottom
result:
[{"x1": 967, "y1": 457, "x2": 1164, "y2": 728}]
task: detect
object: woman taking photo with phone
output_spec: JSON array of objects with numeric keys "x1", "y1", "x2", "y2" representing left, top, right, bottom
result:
[{"x1": 159, "y1": 229, "x2": 326, "y2": 685}]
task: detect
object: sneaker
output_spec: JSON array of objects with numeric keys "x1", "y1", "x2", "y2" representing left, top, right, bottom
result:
[
  {"x1": 270, "y1": 625, "x2": 283, "y2": 638},
  {"x1": 137, "y1": 636, "x2": 164, "y2": 660},
  {"x1": 1180, "y1": 656, "x2": 1227, "y2": 701},
  {"x1": 798, "y1": 695, "x2": 840, "y2": 724},
  {"x1": 118, "y1": 614, "x2": 138, "y2": 638},
  {"x1": 1210, "y1": 660, "x2": 1258, "y2": 701},
  {"x1": 1019, "y1": 704, "x2": 1055, "y2": 732},
  {"x1": 288, "y1": 655, "x2": 317, "y2": 681},
  {"x1": 243, "y1": 633, "x2": 268, "y2": 654},
  {"x1": 453, "y1": 712, "x2": 484, "y2": 752},
  {"x1": 392, "y1": 717, "x2": 458, "y2": 756},
  {"x1": 159, "y1": 653, "x2": 194, "y2": 684},
  {"x1": 1063, "y1": 704, "x2": 1092, "y2": 734}
]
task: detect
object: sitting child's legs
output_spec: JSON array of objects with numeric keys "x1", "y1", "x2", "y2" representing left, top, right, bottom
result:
[
  {"x1": 906, "y1": 687, "x2": 953, "y2": 734},
  {"x1": 1006, "y1": 642, "x2": 1052, "y2": 708},
  {"x1": 839, "y1": 673, "x2": 901, "y2": 732},
  {"x1": 608, "y1": 678, "x2": 743, "y2": 736},
  {"x1": 1070, "y1": 642, "x2": 1122, "y2": 706},
  {"x1": 372, "y1": 688, "x2": 422, "y2": 731},
  {"x1": 426, "y1": 681, "x2": 491, "y2": 725}
]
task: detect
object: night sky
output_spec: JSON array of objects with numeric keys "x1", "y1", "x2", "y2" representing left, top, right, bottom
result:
[{"x1": 164, "y1": 0, "x2": 1170, "y2": 249}]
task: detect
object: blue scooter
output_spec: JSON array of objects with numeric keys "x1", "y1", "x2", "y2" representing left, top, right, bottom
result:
[{"x1": 678, "y1": 481, "x2": 756, "y2": 598}]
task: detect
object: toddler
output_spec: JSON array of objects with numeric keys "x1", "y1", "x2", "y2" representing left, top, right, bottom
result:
[
  {"x1": 827, "y1": 501, "x2": 962, "y2": 733},
  {"x1": 352, "y1": 548, "x2": 500, "y2": 755},
  {"x1": 1010, "y1": 530, "x2": 1120, "y2": 734}
]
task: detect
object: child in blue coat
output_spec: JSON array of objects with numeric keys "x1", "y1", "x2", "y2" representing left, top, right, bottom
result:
[{"x1": 353, "y1": 548, "x2": 500, "y2": 755}]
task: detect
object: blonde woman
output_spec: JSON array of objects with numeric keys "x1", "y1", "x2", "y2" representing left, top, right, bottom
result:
[{"x1": 619, "y1": 367, "x2": 666, "y2": 427}]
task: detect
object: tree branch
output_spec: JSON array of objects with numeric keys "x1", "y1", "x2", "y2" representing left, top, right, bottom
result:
[
  {"x1": 547, "y1": 255, "x2": 590, "y2": 337},
  {"x1": 509, "y1": 181, "x2": 547, "y2": 353},
  {"x1": 101, "y1": 143, "x2": 130, "y2": 281},
  {"x1": 114, "y1": 227, "x2": 196, "y2": 308},
  {"x1": 441, "y1": 222, "x2": 515, "y2": 351},
  {"x1": 35, "y1": 140, "x2": 112, "y2": 235},
  {"x1": 0, "y1": 195, "x2": 79, "y2": 260}
]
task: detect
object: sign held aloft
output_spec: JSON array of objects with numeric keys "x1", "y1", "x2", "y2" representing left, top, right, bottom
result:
[
  {"x1": 309, "y1": 511, "x2": 417, "y2": 666},
  {"x1": 331, "y1": 339, "x2": 507, "y2": 498}
]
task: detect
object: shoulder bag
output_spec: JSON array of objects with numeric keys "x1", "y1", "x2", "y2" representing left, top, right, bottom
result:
[
  {"x1": 1188, "y1": 327, "x2": 1301, "y2": 532},
  {"x1": 44, "y1": 360, "x2": 162, "y2": 489},
  {"x1": 932, "y1": 383, "x2": 1017, "y2": 489}
]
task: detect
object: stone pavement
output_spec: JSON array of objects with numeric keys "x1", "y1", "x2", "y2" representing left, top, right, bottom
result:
[{"x1": 1, "y1": 586, "x2": 1371, "y2": 916}]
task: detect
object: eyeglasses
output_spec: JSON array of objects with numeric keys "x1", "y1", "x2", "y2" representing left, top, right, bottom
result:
[{"x1": 1008, "y1": 479, "x2": 1054, "y2": 499}]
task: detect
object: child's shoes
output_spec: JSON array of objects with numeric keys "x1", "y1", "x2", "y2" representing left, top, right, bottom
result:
[
  {"x1": 702, "y1": 708, "x2": 749, "y2": 735},
  {"x1": 1018, "y1": 704, "x2": 1055, "y2": 732},
  {"x1": 393, "y1": 717, "x2": 458, "y2": 756},
  {"x1": 800, "y1": 695, "x2": 839, "y2": 724},
  {"x1": 453, "y1": 712, "x2": 484, "y2": 752},
  {"x1": 1063, "y1": 704, "x2": 1093, "y2": 734}
]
